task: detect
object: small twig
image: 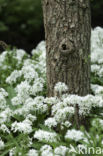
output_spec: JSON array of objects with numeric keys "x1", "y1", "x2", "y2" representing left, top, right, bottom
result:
[{"x1": 0, "y1": 40, "x2": 8, "y2": 50}]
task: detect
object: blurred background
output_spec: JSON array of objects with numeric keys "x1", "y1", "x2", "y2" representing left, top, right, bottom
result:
[{"x1": 0, "y1": 0, "x2": 103, "y2": 53}]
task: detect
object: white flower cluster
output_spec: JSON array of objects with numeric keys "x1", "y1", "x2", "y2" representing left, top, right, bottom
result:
[
  {"x1": 6, "y1": 43, "x2": 46, "y2": 85},
  {"x1": 31, "y1": 78, "x2": 44, "y2": 95},
  {"x1": 91, "y1": 27, "x2": 103, "y2": 64},
  {"x1": 44, "y1": 97, "x2": 59, "y2": 105},
  {"x1": 31, "y1": 41, "x2": 46, "y2": 75},
  {"x1": 54, "y1": 82, "x2": 68, "y2": 94},
  {"x1": 11, "y1": 119, "x2": 32, "y2": 134},
  {"x1": 0, "y1": 124, "x2": 10, "y2": 133},
  {"x1": 9, "y1": 147, "x2": 16, "y2": 156},
  {"x1": 54, "y1": 146, "x2": 69, "y2": 155},
  {"x1": 12, "y1": 96, "x2": 47, "y2": 117},
  {"x1": 0, "y1": 88, "x2": 8, "y2": 110},
  {"x1": 22, "y1": 64, "x2": 38, "y2": 81},
  {"x1": 34, "y1": 130, "x2": 59, "y2": 143},
  {"x1": 40, "y1": 145, "x2": 53, "y2": 156},
  {"x1": 0, "y1": 27, "x2": 103, "y2": 155},
  {"x1": 92, "y1": 118, "x2": 103, "y2": 130},
  {"x1": 32, "y1": 41, "x2": 46, "y2": 56},
  {"x1": 15, "y1": 81, "x2": 31, "y2": 103},
  {"x1": 0, "y1": 108, "x2": 11, "y2": 124},
  {"x1": 62, "y1": 94, "x2": 103, "y2": 116},
  {"x1": 91, "y1": 27, "x2": 103, "y2": 77},
  {"x1": 0, "y1": 137, "x2": 5, "y2": 150},
  {"x1": 6, "y1": 64, "x2": 38, "y2": 85},
  {"x1": 65, "y1": 129, "x2": 84, "y2": 142},
  {"x1": 44, "y1": 117, "x2": 57, "y2": 128},
  {"x1": 91, "y1": 84, "x2": 103, "y2": 95},
  {"x1": 27, "y1": 149, "x2": 38, "y2": 156},
  {"x1": 6, "y1": 70, "x2": 22, "y2": 84},
  {"x1": 0, "y1": 51, "x2": 7, "y2": 69},
  {"x1": 15, "y1": 49, "x2": 26, "y2": 64},
  {"x1": 0, "y1": 88, "x2": 8, "y2": 97},
  {"x1": 39, "y1": 145, "x2": 69, "y2": 156}
]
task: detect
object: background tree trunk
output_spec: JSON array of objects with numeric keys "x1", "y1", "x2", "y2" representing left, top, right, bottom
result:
[{"x1": 42, "y1": 0, "x2": 91, "y2": 97}]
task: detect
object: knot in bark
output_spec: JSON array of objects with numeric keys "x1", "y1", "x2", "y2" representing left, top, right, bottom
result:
[{"x1": 59, "y1": 39, "x2": 74, "y2": 56}]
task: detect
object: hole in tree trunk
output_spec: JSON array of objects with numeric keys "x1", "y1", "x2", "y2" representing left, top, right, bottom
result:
[{"x1": 62, "y1": 44, "x2": 67, "y2": 50}]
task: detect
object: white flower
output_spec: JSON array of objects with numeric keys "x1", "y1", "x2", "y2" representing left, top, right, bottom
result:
[
  {"x1": 44, "y1": 97, "x2": 58, "y2": 105},
  {"x1": 0, "y1": 51, "x2": 7, "y2": 67},
  {"x1": 16, "y1": 81, "x2": 30, "y2": 95},
  {"x1": 31, "y1": 49, "x2": 40, "y2": 56},
  {"x1": 98, "y1": 67, "x2": 103, "y2": 77},
  {"x1": 91, "y1": 64, "x2": 100, "y2": 74},
  {"x1": 79, "y1": 95, "x2": 103, "y2": 115},
  {"x1": 27, "y1": 149, "x2": 38, "y2": 156},
  {"x1": 9, "y1": 147, "x2": 16, "y2": 156},
  {"x1": 98, "y1": 119, "x2": 103, "y2": 125},
  {"x1": 0, "y1": 88, "x2": 8, "y2": 109},
  {"x1": 6, "y1": 70, "x2": 22, "y2": 84},
  {"x1": 0, "y1": 88, "x2": 8, "y2": 97},
  {"x1": 0, "y1": 93, "x2": 6, "y2": 109},
  {"x1": 15, "y1": 96, "x2": 47, "y2": 116},
  {"x1": 15, "y1": 49, "x2": 26, "y2": 63},
  {"x1": 91, "y1": 27, "x2": 103, "y2": 64},
  {"x1": 0, "y1": 138, "x2": 5, "y2": 150},
  {"x1": 54, "y1": 82, "x2": 68, "y2": 94},
  {"x1": 15, "y1": 81, "x2": 31, "y2": 102},
  {"x1": 65, "y1": 129, "x2": 84, "y2": 142},
  {"x1": 31, "y1": 41, "x2": 46, "y2": 56},
  {"x1": 54, "y1": 107, "x2": 74, "y2": 122},
  {"x1": 61, "y1": 94, "x2": 103, "y2": 116},
  {"x1": 11, "y1": 96, "x2": 22, "y2": 106},
  {"x1": 0, "y1": 108, "x2": 11, "y2": 124},
  {"x1": 31, "y1": 78, "x2": 43, "y2": 95},
  {"x1": 26, "y1": 114, "x2": 37, "y2": 122},
  {"x1": 45, "y1": 118, "x2": 57, "y2": 128},
  {"x1": 22, "y1": 64, "x2": 38, "y2": 81},
  {"x1": 34, "y1": 130, "x2": 58, "y2": 143},
  {"x1": 54, "y1": 146, "x2": 69, "y2": 156},
  {"x1": 32, "y1": 96, "x2": 48, "y2": 113},
  {"x1": 92, "y1": 118, "x2": 103, "y2": 129},
  {"x1": 61, "y1": 121, "x2": 72, "y2": 128},
  {"x1": 63, "y1": 95, "x2": 82, "y2": 106},
  {"x1": 0, "y1": 124, "x2": 10, "y2": 133},
  {"x1": 11, "y1": 119, "x2": 32, "y2": 134},
  {"x1": 40, "y1": 145, "x2": 53, "y2": 156},
  {"x1": 101, "y1": 140, "x2": 103, "y2": 145},
  {"x1": 36, "y1": 41, "x2": 46, "y2": 54}
]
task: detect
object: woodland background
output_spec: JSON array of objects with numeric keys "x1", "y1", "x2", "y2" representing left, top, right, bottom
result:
[{"x1": 0, "y1": 0, "x2": 103, "y2": 52}]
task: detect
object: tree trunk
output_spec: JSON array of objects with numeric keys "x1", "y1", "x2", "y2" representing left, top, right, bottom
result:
[{"x1": 42, "y1": 0, "x2": 91, "y2": 97}]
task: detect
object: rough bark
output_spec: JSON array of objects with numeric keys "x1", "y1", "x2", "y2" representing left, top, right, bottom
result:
[{"x1": 42, "y1": 0, "x2": 91, "y2": 97}]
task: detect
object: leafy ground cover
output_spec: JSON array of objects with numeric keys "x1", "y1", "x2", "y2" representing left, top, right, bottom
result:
[{"x1": 0, "y1": 27, "x2": 103, "y2": 155}]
